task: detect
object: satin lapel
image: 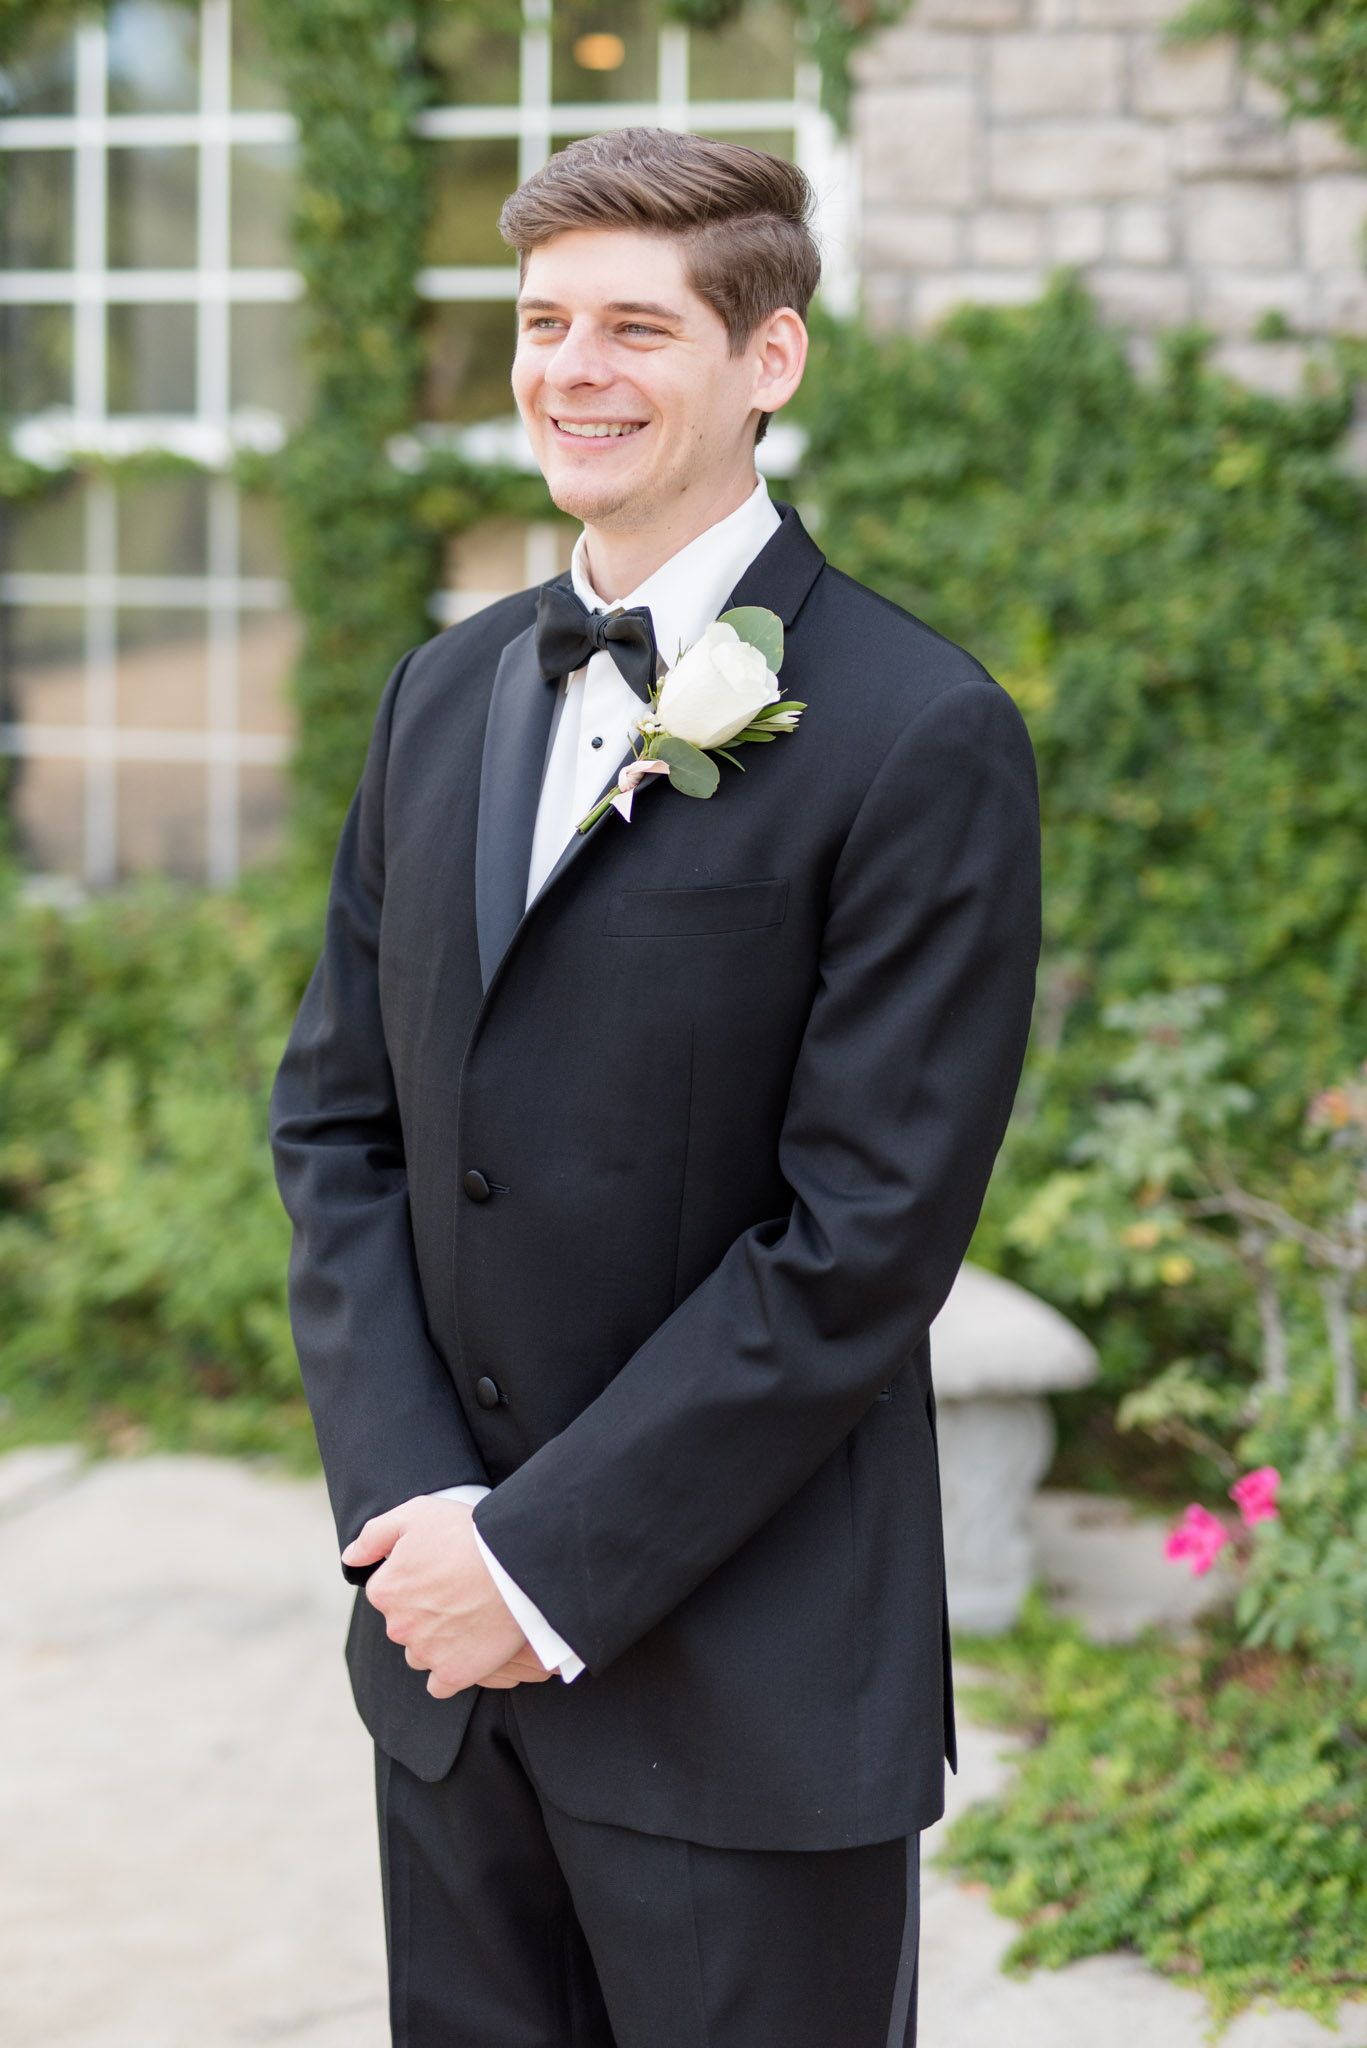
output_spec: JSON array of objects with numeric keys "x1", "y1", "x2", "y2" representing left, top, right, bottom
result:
[
  {"x1": 474, "y1": 622, "x2": 557, "y2": 990},
  {"x1": 725, "y1": 502, "x2": 825, "y2": 624}
]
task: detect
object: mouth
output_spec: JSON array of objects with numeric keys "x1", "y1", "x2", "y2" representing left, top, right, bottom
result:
[{"x1": 550, "y1": 418, "x2": 648, "y2": 441}]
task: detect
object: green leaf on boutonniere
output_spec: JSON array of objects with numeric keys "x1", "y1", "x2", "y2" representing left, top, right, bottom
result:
[
  {"x1": 654, "y1": 734, "x2": 721, "y2": 799},
  {"x1": 752, "y1": 698, "x2": 806, "y2": 721},
  {"x1": 719, "y1": 606, "x2": 783, "y2": 673}
]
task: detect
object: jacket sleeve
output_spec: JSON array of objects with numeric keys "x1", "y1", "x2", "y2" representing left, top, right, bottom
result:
[
  {"x1": 270, "y1": 654, "x2": 488, "y2": 1567},
  {"x1": 474, "y1": 675, "x2": 1041, "y2": 1672}
]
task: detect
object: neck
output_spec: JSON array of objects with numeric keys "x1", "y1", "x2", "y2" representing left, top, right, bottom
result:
[{"x1": 580, "y1": 467, "x2": 759, "y2": 603}]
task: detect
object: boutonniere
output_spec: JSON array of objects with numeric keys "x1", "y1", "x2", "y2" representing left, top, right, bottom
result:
[{"x1": 578, "y1": 607, "x2": 805, "y2": 833}]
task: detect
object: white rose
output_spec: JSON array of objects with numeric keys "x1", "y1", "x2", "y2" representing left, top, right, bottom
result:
[{"x1": 653, "y1": 621, "x2": 780, "y2": 750}]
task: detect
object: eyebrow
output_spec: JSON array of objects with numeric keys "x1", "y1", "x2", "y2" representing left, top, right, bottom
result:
[{"x1": 517, "y1": 297, "x2": 685, "y2": 322}]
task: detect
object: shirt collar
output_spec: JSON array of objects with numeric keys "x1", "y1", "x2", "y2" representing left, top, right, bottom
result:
[{"x1": 569, "y1": 478, "x2": 781, "y2": 672}]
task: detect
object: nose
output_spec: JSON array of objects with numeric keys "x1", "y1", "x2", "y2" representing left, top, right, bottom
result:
[{"x1": 545, "y1": 314, "x2": 614, "y2": 392}]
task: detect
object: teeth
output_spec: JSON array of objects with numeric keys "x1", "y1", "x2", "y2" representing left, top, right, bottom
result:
[{"x1": 555, "y1": 420, "x2": 644, "y2": 439}]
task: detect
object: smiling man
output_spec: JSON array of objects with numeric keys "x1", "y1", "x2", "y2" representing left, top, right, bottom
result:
[{"x1": 271, "y1": 129, "x2": 1040, "y2": 2048}]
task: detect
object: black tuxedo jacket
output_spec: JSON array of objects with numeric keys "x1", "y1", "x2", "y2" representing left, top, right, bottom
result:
[{"x1": 271, "y1": 506, "x2": 1040, "y2": 1852}]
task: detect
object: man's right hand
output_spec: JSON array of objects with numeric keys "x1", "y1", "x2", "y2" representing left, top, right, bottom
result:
[{"x1": 477, "y1": 1644, "x2": 555, "y2": 1689}]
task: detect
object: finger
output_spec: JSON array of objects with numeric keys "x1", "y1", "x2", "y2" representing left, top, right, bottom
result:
[
  {"x1": 404, "y1": 1646, "x2": 430, "y2": 1672},
  {"x1": 427, "y1": 1672, "x2": 465, "y2": 1700},
  {"x1": 343, "y1": 1510, "x2": 405, "y2": 1568}
]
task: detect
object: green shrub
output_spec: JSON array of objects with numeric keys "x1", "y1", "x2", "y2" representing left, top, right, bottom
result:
[
  {"x1": 947, "y1": 1600, "x2": 1367, "y2": 2027},
  {"x1": 0, "y1": 870, "x2": 322, "y2": 1461}
]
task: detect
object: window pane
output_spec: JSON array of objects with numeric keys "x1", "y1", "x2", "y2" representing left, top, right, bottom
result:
[
  {"x1": 0, "y1": 17, "x2": 76, "y2": 115},
  {"x1": 107, "y1": 0, "x2": 199, "y2": 114},
  {"x1": 6, "y1": 481, "x2": 84, "y2": 574},
  {"x1": 116, "y1": 764, "x2": 206, "y2": 877},
  {"x1": 689, "y1": 5, "x2": 796, "y2": 101},
  {"x1": 422, "y1": 301, "x2": 516, "y2": 423},
  {"x1": 239, "y1": 488, "x2": 288, "y2": 580},
  {"x1": 553, "y1": 0, "x2": 658, "y2": 104},
  {"x1": 108, "y1": 148, "x2": 199, "y2": 269},
  {"x1": 424, "y1": 5, "x2": 521, "y2": 107},
  {"x1": 231, "y1": 144, "x2": 297, "y2": 269},
  {"x1": 696, "y1": 126, "x2": 795, "y2": 158},
  {"x1": 0, "y1": 152, "x2": 74, "y2": 269},
  {"x1": 107, "y1": 304, "x2": 196, "y2": 414},
  {"x1": 117, "y1": 610, "x2": 209, "y2": 727},
  {"x1": 231, "y1": 0, "x2": 288, "y2": 110},
  {"x1": 1, "y1": 607, "x2": 85, "y2": 724},
  {"x1": 425, "y1": 140, "x2": 520, "y2": 268},
  {"x1": 239, "y1": 611, "x2": 299, "y2": 735},
  {"x1": 13, "y1": 757, "x2": 84, "y2": 877},
  {"x1": 230, "y1": 302, "x2": 310, "y2": 423},
  {"x1": 117, "y1": 477, "x2": 208, "y2": 576},
  {"x1": 239, "y1": 764, "x2": 288, "y2": 868},
  {"x1": 0, "y1": 306, "x2": 72, "y2": 414}
]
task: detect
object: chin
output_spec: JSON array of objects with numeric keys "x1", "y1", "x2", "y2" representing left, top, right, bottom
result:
[{"x1": 545, "y1": 469, "x2": 650, "y2": 530}]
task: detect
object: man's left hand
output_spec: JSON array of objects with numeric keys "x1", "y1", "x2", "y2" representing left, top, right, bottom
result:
[{"x1": 343, "y1": 1496, "x2": 547, "y2": 1699}]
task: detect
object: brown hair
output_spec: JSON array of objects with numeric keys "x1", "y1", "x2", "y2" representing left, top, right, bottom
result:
[{"x1": 500, "y1": 129, "x2": 820, "y2": 441}]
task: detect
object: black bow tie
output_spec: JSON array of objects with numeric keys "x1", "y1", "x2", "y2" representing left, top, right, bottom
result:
[{"x1": 535, "y1": 583, "x2": 660, "y2": 703}]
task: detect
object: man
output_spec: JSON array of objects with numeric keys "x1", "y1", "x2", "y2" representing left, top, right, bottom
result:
[{"x1": 271, "y1": 128, "x2": 1039, "y2": 2048}]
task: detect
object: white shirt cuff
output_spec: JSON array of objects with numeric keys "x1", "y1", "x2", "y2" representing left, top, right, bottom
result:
[{"x1": 432, "y1": 1486, "x2": 586, "y2": 1682}]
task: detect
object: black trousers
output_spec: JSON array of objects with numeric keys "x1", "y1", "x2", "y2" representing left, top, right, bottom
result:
[{"x1": 376, "y1": 1690, "x2": 920, "y2": 2048}]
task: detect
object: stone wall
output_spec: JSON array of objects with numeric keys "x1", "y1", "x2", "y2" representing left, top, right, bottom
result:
[{"x1": 852, "y1": 0, "x2": 1367, "y2": 389}]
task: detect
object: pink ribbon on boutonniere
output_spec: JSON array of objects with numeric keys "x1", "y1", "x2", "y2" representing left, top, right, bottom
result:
[{"x1": 609, "y1": 757, "x2": 671, "y2": 823}]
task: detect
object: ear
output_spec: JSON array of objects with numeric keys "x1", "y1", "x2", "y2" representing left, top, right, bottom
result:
[{"x1": 749, "y1": 307, "x2": 809, "y2": 423}]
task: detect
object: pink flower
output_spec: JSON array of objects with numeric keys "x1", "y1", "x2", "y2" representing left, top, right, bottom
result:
[
  {"x1": 1163, "y1": 1503, "x2": 1230, "y2": 1577},
  {"x1": 1230, "y1": 1466, "x2": 1280, "y2": 1527}
]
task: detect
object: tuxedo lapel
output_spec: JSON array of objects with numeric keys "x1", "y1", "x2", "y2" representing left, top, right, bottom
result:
[
  {"x1": 474, "y1": 622, "x2": 557, "y2": 990},
  {"x1": 725, "y1": 503, "x2": 825, "y2": 625},
  {"x1": 476, "y1": 508, "x2": 827, "y2": 988}
]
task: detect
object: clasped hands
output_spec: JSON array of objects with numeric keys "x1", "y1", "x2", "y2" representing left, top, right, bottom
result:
[{"x1": 343, "y1": 1496, "x2": 552, "y2": 1699}]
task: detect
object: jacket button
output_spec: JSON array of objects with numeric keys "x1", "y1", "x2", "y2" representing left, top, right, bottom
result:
[
  {"x1": 462, "y1": 1169, "x2": 492, "y2": 1202},
  {"x1": 475, "y1": 1376, "x2": 503, "y2": 1410}
]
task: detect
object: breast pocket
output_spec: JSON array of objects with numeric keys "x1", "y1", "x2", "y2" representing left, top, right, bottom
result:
[{"x1": 605, "y1": 879, "x2": 789, "y2": 938}]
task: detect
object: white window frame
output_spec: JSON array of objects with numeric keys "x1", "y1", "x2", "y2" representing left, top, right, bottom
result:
[{"x1": 0, "y1": 0, "x2": 854, "y2": 885}]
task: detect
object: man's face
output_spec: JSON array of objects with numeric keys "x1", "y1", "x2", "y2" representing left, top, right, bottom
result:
[{"x1": 511, "y1": 228, "x2": 770, "y2": 533}]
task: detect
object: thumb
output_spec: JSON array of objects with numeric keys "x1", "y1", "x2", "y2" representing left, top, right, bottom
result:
[{"x1": 343, "y1": 1509, "x2": 405, "y2": 1568}]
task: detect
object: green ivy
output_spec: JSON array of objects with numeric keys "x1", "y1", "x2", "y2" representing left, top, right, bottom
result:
[
  {"x1": 1172, "y1": 0, "x2": 1367, "y2": 158},
  {"x1": 947, "y1": 1600, "x2": 1367, "y2": 2028}
]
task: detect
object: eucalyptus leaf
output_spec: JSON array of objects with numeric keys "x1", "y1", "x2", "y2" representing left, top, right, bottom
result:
[
  {"x1": 719, "y1": 605, "x2": 783, "y2": 674},
  {"x1": 655, "y1": 734, "x2": 721, "y2": 800}
]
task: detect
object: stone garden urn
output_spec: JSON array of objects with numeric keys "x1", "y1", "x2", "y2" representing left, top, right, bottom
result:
[{"x1": 929, "y1": 1263, "x2": 1098, "y2": 1634}]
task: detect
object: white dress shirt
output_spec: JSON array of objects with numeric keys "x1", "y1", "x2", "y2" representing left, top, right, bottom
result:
[{"x1": 436, "y1": 478, "x2": 783, "y2": 1683}]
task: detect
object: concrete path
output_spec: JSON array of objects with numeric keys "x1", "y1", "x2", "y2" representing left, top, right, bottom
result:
[{"x1": 0, "y1": 1448, "x2": 1362, "y2": 2047}]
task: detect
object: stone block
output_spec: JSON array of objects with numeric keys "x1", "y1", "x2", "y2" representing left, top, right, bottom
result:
[
  {"x1": 1050, "y1": 202, "x2": 1107, "y2": 262},
  {"x1": 988, "y1": 32, "x2": 1123, "y2": 116},
  {"x1": 1178, "y1": 114, "x2": 1294, "y2": 179},
  {"x1": 1195, "y1": 269, "x2": 1312, "y2": 335},
  {"x1": 916, "y1": 0, "x2": 1029, "y2": 26},
  {"x1": 1111, "y1": 200, "x2": 1173, "y2": 263},
  {"x1": 1208, "y1": 338, "x2": 1312, "y2": 401},
  {"x1": 1183, "y1": 180, "x2": 1296, "y2": 267},
  {"x1": 853, "y1": 25, "x2": 976, "y2": 85},
  {"x1": 1071, "y1": 0, "x2": 1173, "y2": 26},
  {"x1": 1303, "y1": 176, "x2": 1367, "y2": 271},
  {"x1": 1293, "y1": 118, "x2": 1364, "y2": 175},
  {"x1": 858, "y1": 84, "x2": 979, "y2": 207},
  {"x1": 1319, "y1": 269, "x2": 1367, "y2": 336},
  {"x1": 1238, "y1": 68, "x2": 1287, "y2": 119},
  {"x1": 913, "y1": 266, "x2": 1048, "y2": 327},
  {"x1": 990, "y1": 118, "x2": 1169, "y2": 202},
  {"x1": 970, "y1": 207, "x2": 1047, "y2": 264},
  {"x1": 862, "y1": 207, "x2": 965, "y2": 269},
  {"x1": 1130, "y1": 33, "x2": 1236, "y2": 116},
  {"x1": 862, "y1": 270, "x2": 914, "y2": 335},
  {"x1": 1089, "y1": 264, "x2": 1194, "y2": 328}
]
